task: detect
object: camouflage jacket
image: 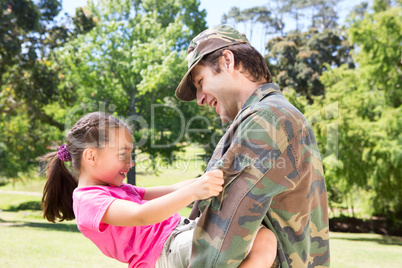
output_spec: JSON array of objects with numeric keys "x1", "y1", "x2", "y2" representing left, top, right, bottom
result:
[{"x1": 188, "y1": 83, "x2": 330, "y2": 267}]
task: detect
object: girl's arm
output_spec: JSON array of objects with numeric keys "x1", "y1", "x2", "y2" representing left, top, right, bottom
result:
[
  {"x1": 142, "y1": 178, "x2": 199, "y2": 200},
  {"x1": 101, "y1": 170, "x2": 223, "y2": 227}
]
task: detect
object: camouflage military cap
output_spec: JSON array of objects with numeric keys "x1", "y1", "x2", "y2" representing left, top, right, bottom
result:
[{"x1": 175, "y1": 24, "x2": 249, "y2": 102}]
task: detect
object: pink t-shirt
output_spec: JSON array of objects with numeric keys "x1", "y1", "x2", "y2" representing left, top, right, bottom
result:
[{"x1": 73, "y1": 183, "x2": 181, "y2": 268}]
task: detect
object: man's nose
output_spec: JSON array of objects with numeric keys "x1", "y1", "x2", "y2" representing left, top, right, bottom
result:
[{"x1": 196, "y1": 90, "x2": 206, "y2": 106}]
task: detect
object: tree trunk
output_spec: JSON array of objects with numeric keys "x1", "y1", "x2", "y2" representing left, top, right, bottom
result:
[
  {"x1": 127, "y1": 85, "x2": 137, "y2": 185},
  {"x1": 127, "y1": 157, "x2": 136, "y2": 185}
]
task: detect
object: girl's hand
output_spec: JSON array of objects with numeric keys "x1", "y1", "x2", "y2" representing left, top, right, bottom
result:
[
  {"x1": 101, "y1": 169, "x2": 224, "y2": 227},
  {"x1": 192, "y1": 169, "x2": 224, "y2": 200}
]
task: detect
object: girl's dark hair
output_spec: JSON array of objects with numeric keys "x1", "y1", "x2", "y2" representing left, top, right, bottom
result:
[
  {"x1": 41, "y1": 112, "x2": 130, "y2": 223},
  {"x1": 200, "y1": 43, "x2": 272, "y2": 84}
]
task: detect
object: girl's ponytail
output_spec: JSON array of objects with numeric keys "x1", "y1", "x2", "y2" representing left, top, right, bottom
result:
[{"x1": 41, "y1": 151, "x2": 77, "y2": 223}]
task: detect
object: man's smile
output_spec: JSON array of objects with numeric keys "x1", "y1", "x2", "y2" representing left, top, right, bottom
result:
[{"x1": 209, "y1": 98, "x2": 217, "y2": 107}]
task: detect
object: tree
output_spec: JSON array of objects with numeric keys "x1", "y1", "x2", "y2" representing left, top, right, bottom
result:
[
  {"x1": 280, "y1": 0, "x2": 306, "y2": 32},
  {"x1": 222, "y1": 5, "x2": 284, "y2": 52},
  {"x1": 294, "y1": 0, "x2": 340, "y2": 30},
  {"x1": 346, "y1": 1, "x2": 369, "y2": 22},
  {"x1": 348, "y1": 0, "x2": 401, "y2": 108},
  {"x1": 0, "y1": 0, "x2": 96, "y2": 177},
  {"x1": 141, "y1": 0, "x2": 206, "y2": 47},
  {"x1": 266, "y1": 27, "x2": 354, "y2": 101},
  {"x1": 303, "y1": 0, "x2": 401, "y2": 227},
  {"x1": 59, "y1": 0, "x2": 208, "y2": 184}
]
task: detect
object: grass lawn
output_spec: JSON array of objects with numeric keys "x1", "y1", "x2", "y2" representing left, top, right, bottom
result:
[
  {"x1": 1, "y1": 208, "x2": 401, "y2": 267},
  {"x1": 330, "y1": 232, "x2": 402, "y2": 267},
  {"x1": 1, "y1": 145, "x2": 401, "y2": 267},
  {"x1": 0, "y1": 212, "x2": 126, "y2": 268}
]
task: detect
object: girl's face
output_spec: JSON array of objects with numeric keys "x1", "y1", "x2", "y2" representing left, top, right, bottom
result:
[{"x1": 90, "y1": 127, "x2": 134, "y2": 187}]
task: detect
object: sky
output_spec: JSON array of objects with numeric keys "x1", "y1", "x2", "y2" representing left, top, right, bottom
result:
[{"x1": 61, "y1": 0, "x2": 372, "y2": 53}]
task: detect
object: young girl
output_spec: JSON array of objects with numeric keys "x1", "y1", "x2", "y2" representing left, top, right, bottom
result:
[{"x1": 41, "y1": 112, "x2": 277, "y2": 268}]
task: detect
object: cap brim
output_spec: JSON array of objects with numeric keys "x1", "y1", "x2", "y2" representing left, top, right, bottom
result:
[{"x1": 175, "y1": 57, "x2": 202, "y2": 102}]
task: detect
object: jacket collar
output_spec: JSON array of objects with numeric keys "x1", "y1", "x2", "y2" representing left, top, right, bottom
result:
[{"x1": 233, "y1": 83, "x2": 282, "y2": 121}]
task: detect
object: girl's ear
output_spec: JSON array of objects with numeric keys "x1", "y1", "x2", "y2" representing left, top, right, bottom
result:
[{"x1": 82, "y1": 148, "x2": 96, "y2": 166}]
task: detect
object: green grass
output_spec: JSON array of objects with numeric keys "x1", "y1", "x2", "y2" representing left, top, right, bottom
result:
[
  {"x1": 330, "y1": 232, "x2": 402, "y2": 267},
  {"x1": 1, "y1": 145, "x2": 401, "y2": 267},
  {"x1": 0, "y1": 212, "x2": 125, "y2": 268},
  {"x1": 1, "y1": 209, "x2": 401, "y2": 267},
  {"x1": 0, "y1": 176, "x2": 45, "y2": 192}
]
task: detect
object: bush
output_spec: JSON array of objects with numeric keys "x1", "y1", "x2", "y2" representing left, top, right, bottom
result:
[{"x1": 8, "y1": 201, "x2": 42, "y2": 211}]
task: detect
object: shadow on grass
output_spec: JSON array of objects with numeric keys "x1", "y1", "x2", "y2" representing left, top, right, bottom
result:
[
  {"x1": 331, "y1": 234, "x2": 402, "y2": 246},
  {"x1": 0, "y1": 217, "x2": 80, "y2": 233}
]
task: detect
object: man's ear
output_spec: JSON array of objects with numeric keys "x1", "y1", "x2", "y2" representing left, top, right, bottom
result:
[
  {"x1": 221, "y1": 49, "x2": 235, "y2": 72},
  {"x1": 82, "y1": 148, "x2": 97, "y2": 166}
]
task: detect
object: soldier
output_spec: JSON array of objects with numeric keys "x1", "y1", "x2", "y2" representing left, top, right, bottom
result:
[{"x1": 175, "y1": 25, "x2": 330, "y2": 267}]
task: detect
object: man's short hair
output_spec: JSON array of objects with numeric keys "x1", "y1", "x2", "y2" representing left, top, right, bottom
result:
[{"x1": 200, "y1": 43, "x2": 272, "y2": 85}]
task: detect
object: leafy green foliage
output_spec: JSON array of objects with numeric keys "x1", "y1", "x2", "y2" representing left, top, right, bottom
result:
[
  {"x1": 0, "y1": 0, "x2": 96, "y2": 177},
  {"x1": 267, "y1": 28, "x2": 354, "y2": 101},
  {"x1": 303, "y1": 2, "x2": 402, "y2": 223},
  {"x1": 8, "y1": 200, "x2": 42, "y2": 211}
]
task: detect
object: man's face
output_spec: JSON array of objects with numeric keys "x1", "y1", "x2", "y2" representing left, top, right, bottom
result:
[{"x1": 191, "y1": 63, "x2": 241, "y2": 123}]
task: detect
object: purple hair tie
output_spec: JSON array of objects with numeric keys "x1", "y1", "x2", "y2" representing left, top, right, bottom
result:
[{"x1": 58, "y1": 144, "x2": 72, "y2": 162}]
